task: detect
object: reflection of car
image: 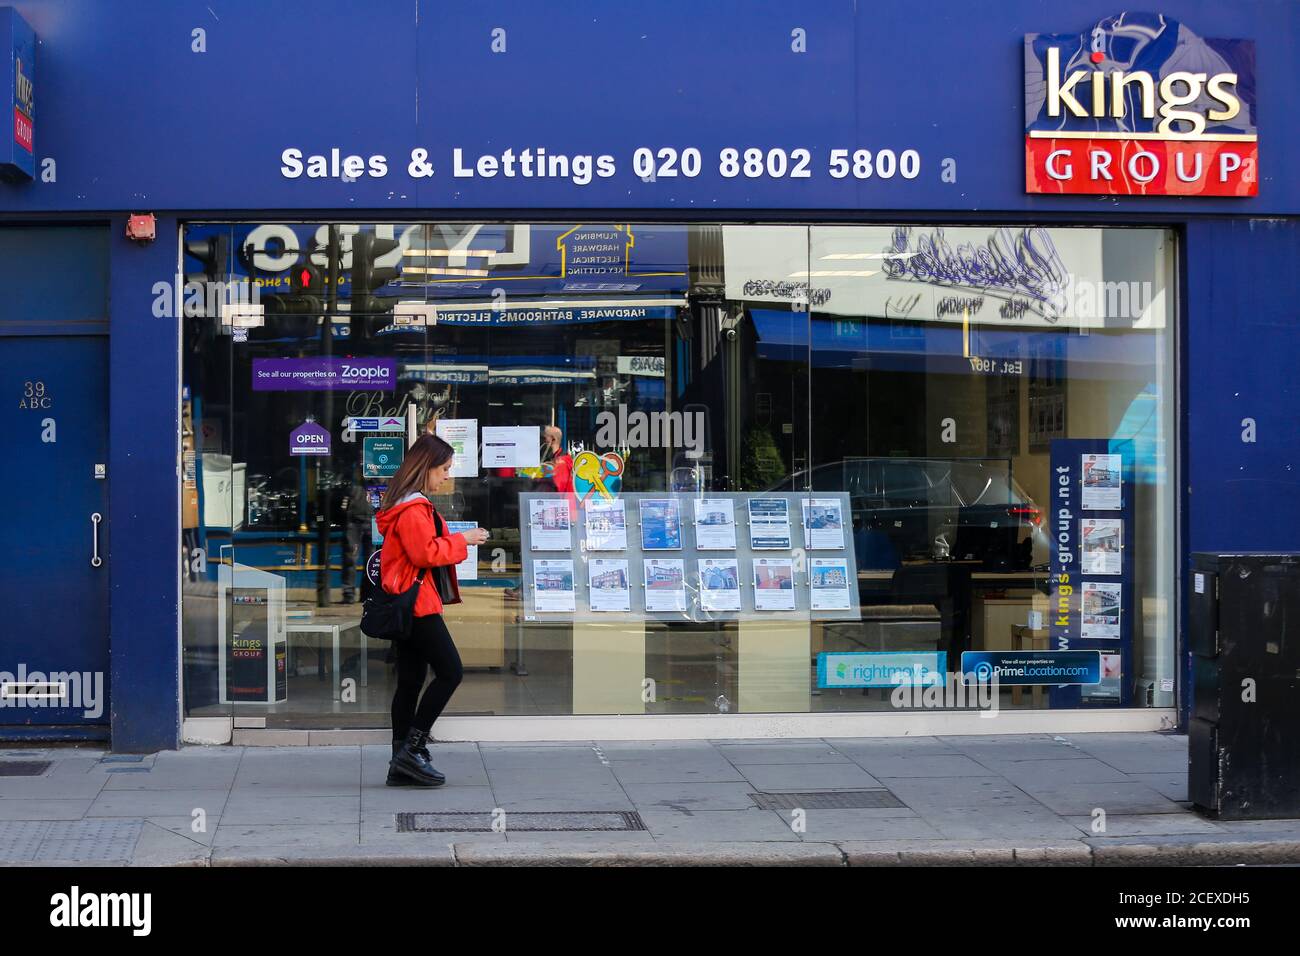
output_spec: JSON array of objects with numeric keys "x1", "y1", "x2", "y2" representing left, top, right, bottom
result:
[{"x1": 767, "y1": 457, "x2": 1049, "y2": 571}]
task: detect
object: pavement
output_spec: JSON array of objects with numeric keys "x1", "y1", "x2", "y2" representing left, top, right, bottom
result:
[{"x1": 2, "y1": 732, "x2": 1299, "y2": 866}]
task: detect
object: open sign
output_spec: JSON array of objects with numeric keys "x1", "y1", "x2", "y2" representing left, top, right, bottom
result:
[{"x1": 290, "y1": 421, "x2": 331, "y2": 456}]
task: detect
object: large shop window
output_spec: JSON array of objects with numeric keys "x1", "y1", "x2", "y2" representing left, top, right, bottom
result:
[{"x1": 180, "y1": 222, "x2": 1175, "y2": 725}]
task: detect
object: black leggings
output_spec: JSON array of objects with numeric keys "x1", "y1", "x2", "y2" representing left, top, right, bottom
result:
[{"x1": 391, "y1": 613, "x2": 463, "y2": 739}]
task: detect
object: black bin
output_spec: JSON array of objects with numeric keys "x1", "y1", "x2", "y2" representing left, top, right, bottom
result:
[{"x1": 1189, "y1": 552, "x2": 1300, "y2": 819}]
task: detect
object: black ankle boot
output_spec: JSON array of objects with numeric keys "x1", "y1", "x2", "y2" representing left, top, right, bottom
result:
[
  {"x1": 386, "y1": 732, "x2": 438, "y2": 786},
  {"x1": 389, "y1": 728, "x2": 445, "y2": 787},
  {"x1": 386, "y1": 737, "x2": 414, "y2": 787}
]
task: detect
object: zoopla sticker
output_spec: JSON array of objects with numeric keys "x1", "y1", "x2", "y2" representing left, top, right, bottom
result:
[{"x1": 253, "y1": 357, "x2": 397, "y2": 391}]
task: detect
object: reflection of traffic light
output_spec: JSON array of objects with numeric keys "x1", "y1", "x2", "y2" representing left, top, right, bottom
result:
[
  {"x1": 184, "y1": 234, "x2": 229, "y2": 295},
  {"x1": 350, "y1": 232, "x2": 400, "y2": 340},
  {"x1": 261, "y1": 259, "x2": 325, "y2": 338},
  {"x1": 182, "y1": 233, "x2": 229, "y2": 352}
]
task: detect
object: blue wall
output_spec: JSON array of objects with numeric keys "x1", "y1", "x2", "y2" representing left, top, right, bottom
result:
[
  {"x1": 1185, "y1": 218, "x2": 1300, "y2": 550},
  {"x1": 0, "y1": 0, "x2": 1296, "y2": 214},
  {"x1": 108, "y1": 216, "x2": 181, "y2": 751},
  {"x1": 1, "y1": 1, "x2": 1297, "y2": 744}
]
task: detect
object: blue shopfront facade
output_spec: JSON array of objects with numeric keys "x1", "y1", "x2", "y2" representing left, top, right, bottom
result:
[{"x1": 0, "y1": 0, "x2": 1295, "y2": 751}]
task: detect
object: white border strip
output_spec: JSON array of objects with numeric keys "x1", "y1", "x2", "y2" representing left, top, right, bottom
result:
[{"x1": 214, "y1": 709, "x2": 1177, "y2": 746}]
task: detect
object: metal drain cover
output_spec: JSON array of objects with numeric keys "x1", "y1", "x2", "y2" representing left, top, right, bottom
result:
[
  {"x1": 396, "y1": 810, "x2": 646, "y2": 833},
  {"x1": 0, "y1": 761, "x2": 51, "y2": 777},
  {"x1": 749, "y1": 790, "x2": 905, "y2": 810}
]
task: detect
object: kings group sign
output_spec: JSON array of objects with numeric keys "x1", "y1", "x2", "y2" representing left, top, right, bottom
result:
[
  {"x1": 1024, "y1": 13, "x2": 1257, "y2": 197},
  {"x1": 1, "y1": 7, "x2": 35, "y2": 182}
]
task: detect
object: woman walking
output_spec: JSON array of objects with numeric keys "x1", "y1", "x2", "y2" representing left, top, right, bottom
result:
[{"x1": 375, "y1": 435, "x2": 489, "y2": 787}]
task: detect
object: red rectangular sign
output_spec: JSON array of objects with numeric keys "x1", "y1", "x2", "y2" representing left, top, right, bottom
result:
[
  {"x1": 1025, "y1": 137, "x2": 1258, "y2": 198},
  {"x1": 13, "y1": 107, "x2": 32, "y2": 153}
]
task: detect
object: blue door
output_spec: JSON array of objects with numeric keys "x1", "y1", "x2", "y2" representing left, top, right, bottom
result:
[{"x1": 0, "y1": 335, "x2": 110, "y2": 727}]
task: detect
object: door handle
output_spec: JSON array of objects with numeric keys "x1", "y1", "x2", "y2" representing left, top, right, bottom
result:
[{"x1": 91, "y1": 512, "x2": 103, "y2": 568}]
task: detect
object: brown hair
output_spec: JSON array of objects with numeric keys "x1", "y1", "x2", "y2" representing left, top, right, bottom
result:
[{"x1": 380, "y1": 434, "x2": 455, "y2": 510}]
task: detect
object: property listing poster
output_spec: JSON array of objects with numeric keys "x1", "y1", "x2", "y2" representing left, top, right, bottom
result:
[
  {"x1": 532, "y1": 559, "x2": 576, "y2": 612},
  {"x1": 752, "y1": 557, "x2": 796, "y2": 611},
  {"x1": 1082, "y1": 652, "x2": 1123, "y2": 701},
  {"x1": 748, "y1": 497, "x2": 792, "y2": 550},
  {"x1": 809, "y1": 558, "x2": 852, "y2": 611},
  {"x1": 528, "y1": 498, "x2": 572, "y2": 551},
  {"x1": 692, "y1": 498, "x2": 737, "y2": 550},
  {"x1": 587, "y1": 558, "x2": 631, "y2": 612},
  {"x1": 584, "y1": 499, "x2": 628, "y2": 551},
  {"x1": 1080, "y1": 518, "x2": 1123, "y2": 575},
  {"x1": 1081, "y1": 453, "x2": 1122, "y2": 510},
  {"x1": 802, "y1": 498, "x2": 846, "y2": 550},
  {"x1": 643, "y1": 558, "x2": 687, "y2": 612},
  {"x1": 639, "y1": 498, "x2": 683, "y2": 550},
  {"x1": 698, "y1": 558, "x2": 741, "y2": 611},
  {"x1": 1080, "y1": 581, "x2": 1122, "y2": 640}
]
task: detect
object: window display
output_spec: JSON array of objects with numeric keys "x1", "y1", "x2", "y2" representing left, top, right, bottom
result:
[{"x1": 180, "y1": 220, "x2": 1174, "y2": 725}]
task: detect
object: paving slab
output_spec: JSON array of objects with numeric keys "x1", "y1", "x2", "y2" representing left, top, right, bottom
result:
[
  {"x1": 102, "y1": 761, "x2": 242, "y2": 791},
  {"x1": 128, "y1": 822, "x2": 212, "y2": 867},
  {"x1": 361, "y1": 784, "x2": 499, "y2": 813},
  {"x1": 0, "y1": 798, "x2": 95, "y2": 820},
  {"x1": 1017, "y1": 781, "x2": 1183, "y2": 816},
  {"x1": 485, "y1": 766, "x2": 621, "y2": 790},
  {"x1": 838, "y1": 754, "x2": 989, "y2": 778},
  {"x1": 35, "y1": 819, "x2": 145, "y2": 863},
  {"x1": 623, "y1": 781, "x2": 762, "y2": 812},
  {"x1": 880, "y1": 775, "x2": 1038, "y2": 809},
  {"x1": 212, "y1": 823, "x2": 360, "y2": 848},
  {"x1": 480, "y1": 746, "x2": 605, "y2": 769},
  {"x1": 945, "y1": 736, "x2": 1091, "y2": 763},
  {"x1": 87, "y1": 788, "x2": 231, "y2": 818},
  {"x1": 716, "y1": 744, "x2": 848, "y2": 765},
  {"x1": 1064, "y1": 812, "x2": 1222, "y2": 837},
  {"x1": 990, "y1": 757, "x2": 1134, "y2": 786},
  {"x1": 609, "y1": 761, "x2": 747, "y2": 785},
  {"x1": 139, "y1": 815, "x2": 220, "y2": 847},
  {"x1": 220, "y1": 794, "x2": 360, "y2": 826},
  {"x1": 738, "y1": 763, "x2": 884, "y2": 792},
  {"x1": 1124, "y1": 772, "x2": 1189, "y2": 802},
  {"x1": 919, "y1": 806, "x2": 1089, "y2": 841},
  {"x1": 830, "y1": 737, "x2": 962, "y2": 757},
  {"x1": 797, "y1": 809, "x2": 942, "y2": 842},
  {"x1": 0, "y1": 775, "x2": 108, "y2": 798},
  {"x1": 637, "y1": 808, "x2": 800, "y2": 842},
  {"x1": 1063, "y1": 741, "x2": 1189, "y2": 775},
  {"x1": 490, "y1": 790, "x2": 637, "y2": 812}
]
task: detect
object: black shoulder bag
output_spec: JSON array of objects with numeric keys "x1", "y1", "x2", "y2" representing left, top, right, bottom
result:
[{"x1": 359, "y1": 567, "x2": 428, "y2": 642}]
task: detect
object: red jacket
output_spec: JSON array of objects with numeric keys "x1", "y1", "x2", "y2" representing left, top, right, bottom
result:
[{"x1": 375, "y1": 493, "x2": 468, "y2": 617}]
